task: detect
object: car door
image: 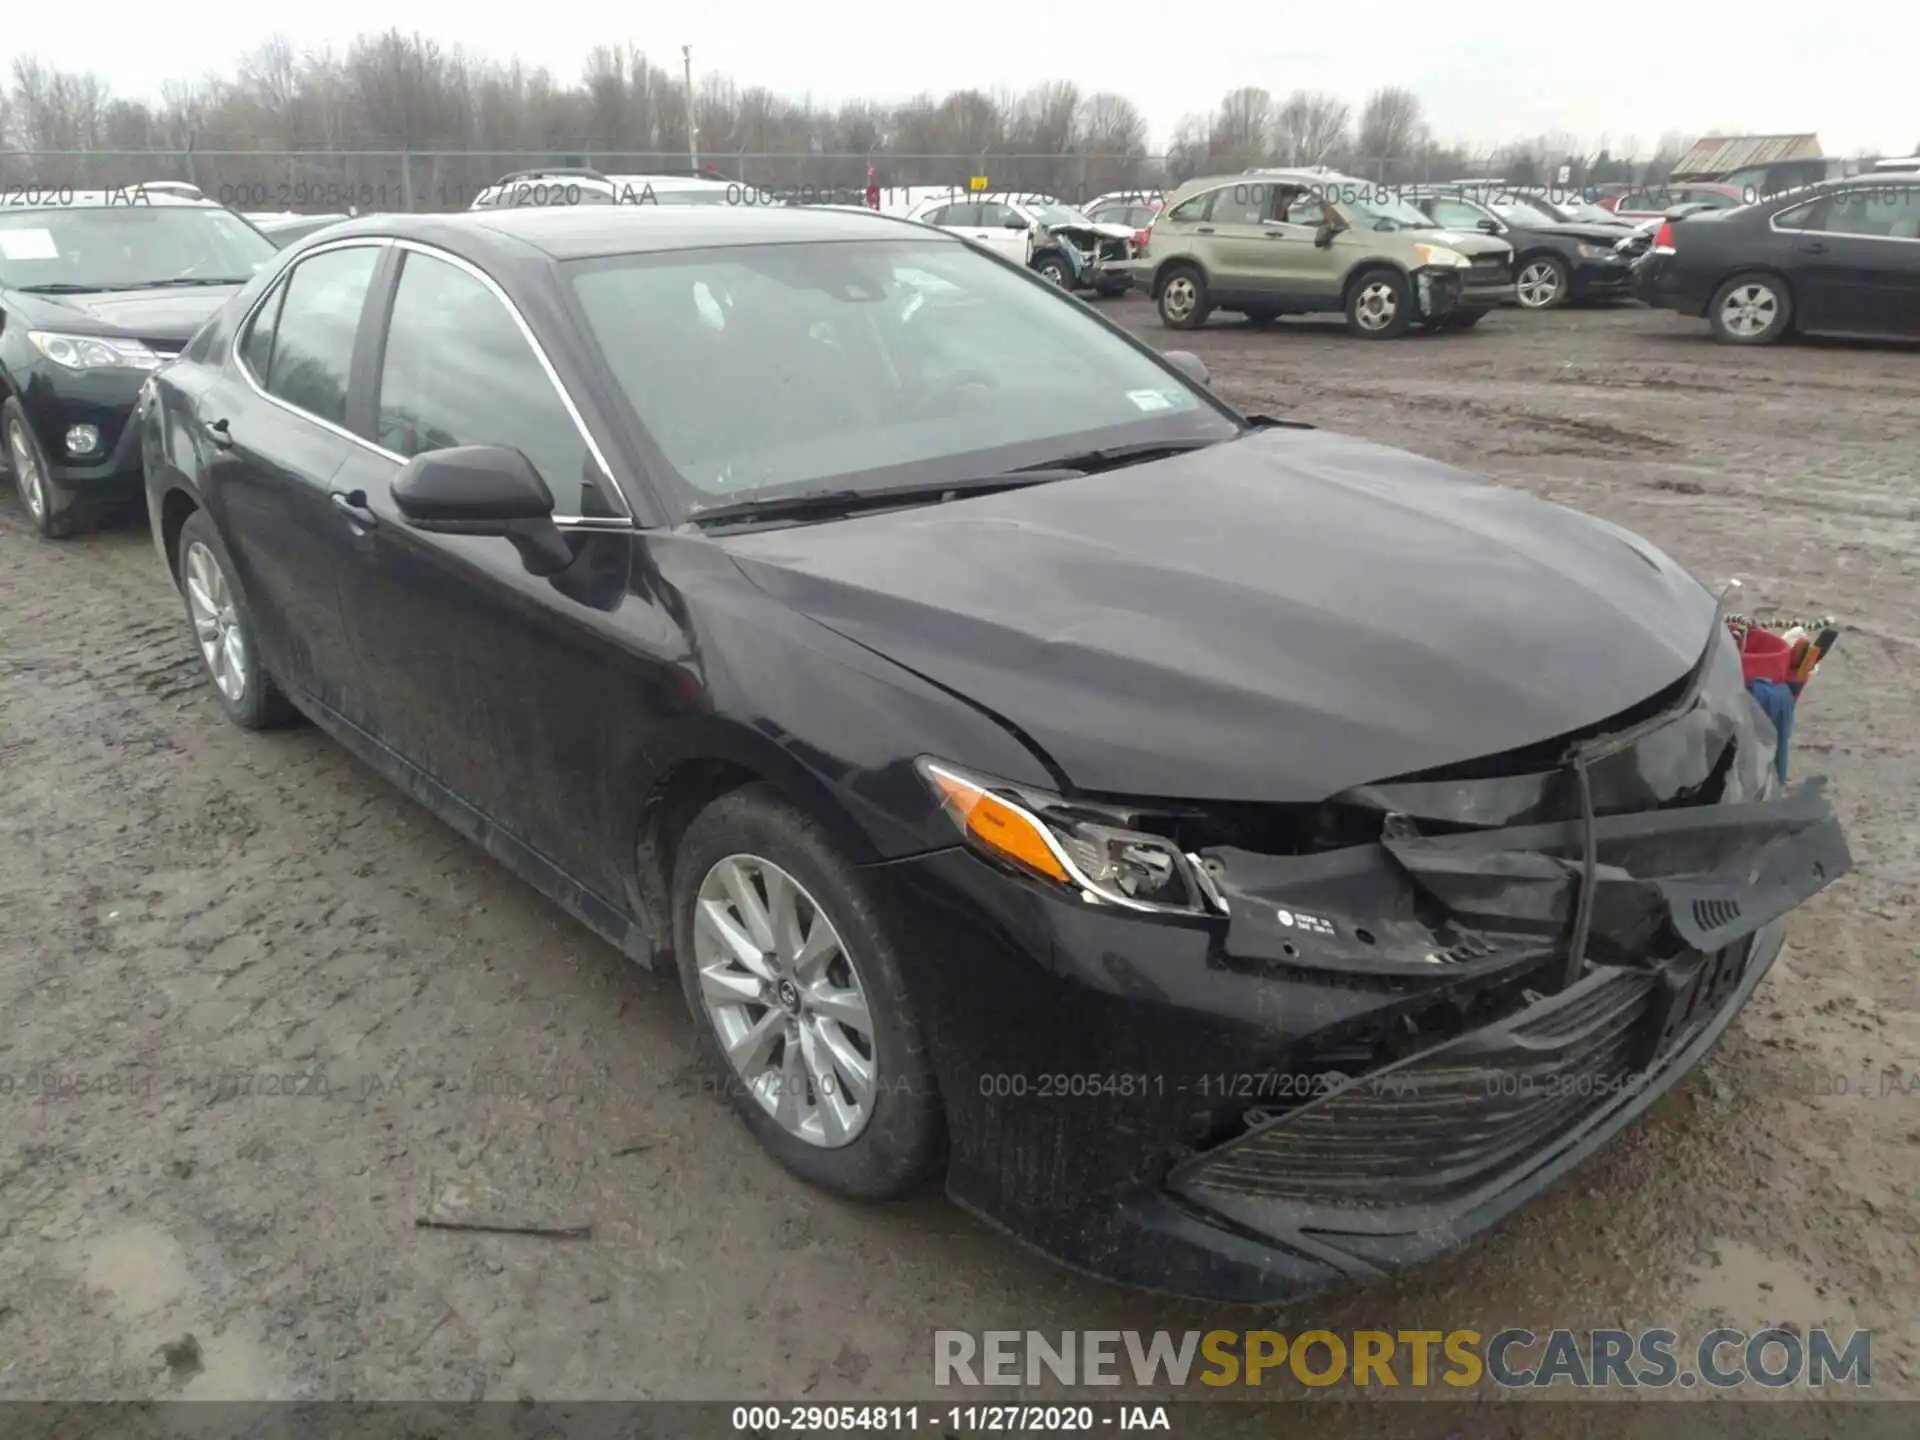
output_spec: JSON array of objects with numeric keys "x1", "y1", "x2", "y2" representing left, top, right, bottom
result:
[
  {"x1": 1785, "y1": 186, "x2": 1920, "y2": 336},
  {"x1": 1256, "y1": 188, "x2": 1344, "y2": 308},
  {"x1": 203, "y1": 241, "x2": 385, "y2": 716},
  {"x1": 327, "y1": 242, "x2": 642, "y2": 899},
  {"x1": 971, "y1": 202, "x2": 1035, "y2": 264},
  {"x1": 1197, "y1": 181, "x2": 1282, "y2": 298}
]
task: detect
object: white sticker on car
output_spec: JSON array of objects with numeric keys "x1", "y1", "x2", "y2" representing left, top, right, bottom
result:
[
  {"x1": 1127, "y1": 390, "x2": 1176, "y2": 412},
  {"x1": 0, "y1": 228, "x2": 60, "y2": 260}
]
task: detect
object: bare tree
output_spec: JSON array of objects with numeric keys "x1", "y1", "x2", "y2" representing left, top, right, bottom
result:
[
  {"x1": 1356, "y1": 86, "x2": 1427, "y2": 169},
  {"x1": 1273, "y1": 90, "x2": 1350, "y2": 166},
  {"x1": 1209, "y1": 85, "x2": 1273, "y2": 169}
]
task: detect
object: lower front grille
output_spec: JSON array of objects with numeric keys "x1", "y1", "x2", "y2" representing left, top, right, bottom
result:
[{"x1": 1170, "y1": 966, "x2": 1660, "y2": 1212}]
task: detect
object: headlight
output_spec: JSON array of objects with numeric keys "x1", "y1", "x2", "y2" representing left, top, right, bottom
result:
[
  {"x1": 1576, "y1": 243, "x2": 1613, "y2": 259},
  {"x1": 1412, "y1": 243, "x2": 1471, "y2": 270},
  {"x1": 916, "y1": 758, "x2": 1218, "y2": 916},
  {"x1": 29, "y1": 331, "x2": 163, "y2": 372}
]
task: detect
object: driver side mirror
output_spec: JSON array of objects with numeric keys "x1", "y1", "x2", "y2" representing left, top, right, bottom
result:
[
  {"x1": 1003, "y1": 216, "x2": 1031, "y2": 230},
  {"x1": 1476, "y1": 218, "x2": 1502, "y2": 234},
  {"x1": 1313, "y1": 221, "x2": 1343, "y2": 248},
  {"x1": 392, "y1": 444, "x2": 574, "y2": 577}
]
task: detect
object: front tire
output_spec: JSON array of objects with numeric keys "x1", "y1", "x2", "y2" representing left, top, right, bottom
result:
[
  {"x1": 3, "y1": 399, "x2": 89, "y2": 539},
  {"x1": 1709, "y1": 273, "x2": 1793, "y2": 345},
  {"x1": 174, "y1": 509, "x2": 299, "y2": 729},
  {"x1": 1515, "y1": 254, "x2": 1571, "y2": 310},
  {"x1": 1032, "y1": 253, "x2": 1070, "y2": 288},
  {"x1": 671, "y1": 783, "x2": 943, "y2": 1201},
  {"x1": 1156, "y1": 265, "x2": 1212, "y2": 330},
  {"x1": 1346, "y1": 268, "x2": 1412, "y2": 338}
]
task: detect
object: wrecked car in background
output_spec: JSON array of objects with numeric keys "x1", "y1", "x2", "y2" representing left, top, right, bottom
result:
[
  {"x1": 140, "y1": 205, "x2": 1849, "y2": 1305},
  {"x1": 905, "y1": 192, "x2": 1136, "y2": 295}
]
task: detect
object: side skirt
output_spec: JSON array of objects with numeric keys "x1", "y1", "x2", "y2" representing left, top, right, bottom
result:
[{"x1": 290, "y1": 690, "x2": 657, "y2": 967}]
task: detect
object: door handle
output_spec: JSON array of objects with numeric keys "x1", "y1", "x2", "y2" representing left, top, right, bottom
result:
[
  {"x1": 1195, "y1": 226, "x2": 1216, "y2": 234},
  {"x1": 202, "y1": 417, "x2": 233, "y2": 449},
  {"x1": 1801, "y1": 241, "x2": 1828, "y2": 254},
  {"x1": 330, "y1": 490, "x2": 378, "y2": 530}
]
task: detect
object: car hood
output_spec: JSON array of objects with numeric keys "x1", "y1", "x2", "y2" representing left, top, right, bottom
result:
[
  {"x1": 721, "y1": 428, "x2": 1718, "y2": 804},
  {"x1": 7, "y1": 285, "x2": 243, "y2": 345},
  {"x1": 1049, "y1": 219, "x2": 1140, "y2": 241},
  {"x1": 1526, "y1": 221, "x2": 1644, "y2": 245}
]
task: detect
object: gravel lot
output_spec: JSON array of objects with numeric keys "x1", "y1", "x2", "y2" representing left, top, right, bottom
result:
[{"x1": 1, "y1": 300, "x2": 1915, "y2": 1411}]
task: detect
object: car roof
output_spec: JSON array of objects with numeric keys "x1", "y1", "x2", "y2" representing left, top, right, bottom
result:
[{"x1": 314, "y1": 204, "x2": 946, "y2": 261}]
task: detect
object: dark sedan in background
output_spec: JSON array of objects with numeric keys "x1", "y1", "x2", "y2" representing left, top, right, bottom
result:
[
  {"x1": 1, "y1": 191, "x2": 278, "y2": 536},
  {"x1": 1407, "y1": 187, "x2": 1638, "y2": 308},
  {"x1": 1636, "y1": 174, "x2": 1920, "y2": 343},
  {"x1": 138, "y1": 205, "x2": 1848, "y2": 1302}
]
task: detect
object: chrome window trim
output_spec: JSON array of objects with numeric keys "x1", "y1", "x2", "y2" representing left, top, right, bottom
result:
[
  {"x1": 229, "y1": 233, "x2": 638, "y2": 530},
  {"x1": 1768, "y1": 188, "x2": 1920, "y2": 244}
]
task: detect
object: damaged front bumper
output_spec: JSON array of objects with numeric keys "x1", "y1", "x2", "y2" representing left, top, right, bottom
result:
[
  {"x1": 1038, "y1": 226, "x2": 1135, "y2": 293},
  {"x1": 883, "y1": 769, "x2": 1849, "y2": 1303}
]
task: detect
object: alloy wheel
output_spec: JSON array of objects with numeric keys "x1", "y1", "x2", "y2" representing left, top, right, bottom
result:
[
  {"x1": 693, "y1": 854, "x2": 877, "y2": 1149},
  {"x1": 184, "y1": 541, "x2": 249, "y2": 705},
  {"x1": 1161, "y1": 275, "x2": 1197, "y2": 322},
  {"x1": 1354, "y1": 281, "x2": 1399, "y2": 331},
  {"x1": 1516, "y1": 260, "x2": 1565, "y2": 308},
  {"x1": 1720, "y1": 283, "x2": 1779, "y2": 338},
  {"x1": 7, "y1": 419, "x2": 46, "y2": 524}
]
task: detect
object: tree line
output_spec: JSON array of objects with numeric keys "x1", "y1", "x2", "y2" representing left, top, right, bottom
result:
[{"x1": 0, "y1": 33, "x2": 1776, "y2": 207}]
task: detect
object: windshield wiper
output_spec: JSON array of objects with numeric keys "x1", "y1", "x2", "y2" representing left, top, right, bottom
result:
[
  {"x1": 12, "y1": 282, "x2": 131, "y2": 294},
  {"x1": 687, "y1": 473, "x2": 1070, "y2": 529},
  {"x1": 137, "y1": 277, "x2": 253, "y2": 288},
  {"x1": 998, "y1": 437, "x2": 1225, "y2": 476}
]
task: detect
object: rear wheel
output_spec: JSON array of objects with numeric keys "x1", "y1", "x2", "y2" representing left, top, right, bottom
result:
[
  {"x1": 1346, "y1": 268, "x2": 1412, "y2": 339},
  {"x1": 1156, "y1": 266, "x2": 1212, "y2": 330},
  {"x1": 1709, "y1": 273, "x2": 1792, "y2": 345},
  {"x1": 1516, "y1": 254, "x2": 1571, "y2": 309},
  {"x1": 671, "y1": 783, "x2": 943, "y2": 1201},
  {"x1": 174, "y1": 509, "x2": 299, "y2": 729},
  {"x1": 3, "y1": 399, "x2": 88, "y2": 539}
]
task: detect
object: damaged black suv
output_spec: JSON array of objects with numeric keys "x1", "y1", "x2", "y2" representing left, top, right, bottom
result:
[{"x1": 141, "y1": 204, "x2": 1850, "y2": 1302}]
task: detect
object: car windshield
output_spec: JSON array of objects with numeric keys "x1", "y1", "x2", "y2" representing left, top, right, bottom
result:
[
  {"x1": 1024, "y1": 202, "x2": 1090, "y2": 226},
  {"x1": 1550, "y1": 198, "x2": 1622, "y2": 224},
  {"x1": 0, "y1": 204, "x2": 276, "y2": 289},
  {"x1": 566, "y1": 238, "x2": 1237, "y2": 514},
  {"x1": 1337, "y1": 193, "x2": 1437, "y2": 231},
  {"x1": 1487, "y1": 195, "x2": 1563, "y2": 225}
]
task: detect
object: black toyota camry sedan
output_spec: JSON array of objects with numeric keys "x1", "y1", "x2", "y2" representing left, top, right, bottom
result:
[
  {"x1": 139, "y1": 206, "x2": 1851, "y2": 1302},
  {"x1": 2, "y1": 190, "x2": 278, "y2": 536}
]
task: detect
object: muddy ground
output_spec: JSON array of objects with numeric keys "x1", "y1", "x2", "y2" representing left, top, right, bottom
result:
[{"x1": 0, "y1": 300, "x2": 1915, "y2": 1414}]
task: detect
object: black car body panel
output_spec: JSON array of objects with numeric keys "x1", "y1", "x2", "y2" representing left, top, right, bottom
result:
[
  {"x1": 1635, "y1": 175, "x2": 1920, "y2": 339},
  {"x1": 139, "y1": 206, "x2": 1851, "y2": 1302},
  {"x1": 723, "y1": 426, "x2": 1717, "y2": 803}
]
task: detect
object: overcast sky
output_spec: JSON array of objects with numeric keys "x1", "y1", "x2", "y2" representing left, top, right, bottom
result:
[{"x1": 8, "y1": 3, "x2": 1913, "y2": 158}]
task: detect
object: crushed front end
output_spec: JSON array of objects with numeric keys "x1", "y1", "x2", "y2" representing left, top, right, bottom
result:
[
  {"x1": 885, "y1": 620, "x2": 1850, "y2": 1302},
  {"x1": 1034, "y1": 222, "x2": 1136, "y2": 294}
]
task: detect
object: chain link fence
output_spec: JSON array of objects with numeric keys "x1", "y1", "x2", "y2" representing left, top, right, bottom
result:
[{"x1": 2, "y1": 148, "x2": 1544, "y2": 213}]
